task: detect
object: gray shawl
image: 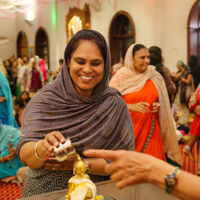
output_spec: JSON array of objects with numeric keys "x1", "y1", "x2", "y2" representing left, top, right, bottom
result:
[{"x1": 16, "y1": 34, "x2": 134, "y2": 160}]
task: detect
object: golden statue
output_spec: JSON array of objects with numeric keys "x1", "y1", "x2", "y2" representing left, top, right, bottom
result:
[{"x1": 65, "y1": 154, "x2": 103, "y2": 200}]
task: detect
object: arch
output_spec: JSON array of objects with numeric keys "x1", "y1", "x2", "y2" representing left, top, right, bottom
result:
[
  {"x1": 35, "y1": 27, "x2": 50, "y2": 69},
  {"x1": 66, "y1": 3, "x2": 90, "y2": 42},
  {"x1": 109, "y1": 11, "x2": 135, "y2": 66},
  {"x1": 17, "y1": 31, "x2": 28, "y2": 58},
  {"x1": 187, "y1": 0, "x2": 200, "y2": 62}
]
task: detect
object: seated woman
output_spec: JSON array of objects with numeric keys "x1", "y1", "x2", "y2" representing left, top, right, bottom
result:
[
  {"x1": 13, "y1": 98, "x2": 25, "y2": 129},
  {"x1": 0, "y1": 121, "x2": 24, "y2": 181},
  {"x1": 110, "y1": 44, "x2": 181, "y2": 165},
  {"x1": 16, "y1": 29, "x2": 135, "y2": 197},
  {"x1": 19, "y1": 91, "x2": 31, "y2": 107}
]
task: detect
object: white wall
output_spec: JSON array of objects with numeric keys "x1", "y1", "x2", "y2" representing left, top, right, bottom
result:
[
  {"x1": 162, "y1": 0, "x2": 196, "y2": 72},
  {"x1": 0, "y1": 0, "x2": 198, "y2": 72},
  {"x1": 0, "y1": 16, "x2": 17, "y2": 60}
]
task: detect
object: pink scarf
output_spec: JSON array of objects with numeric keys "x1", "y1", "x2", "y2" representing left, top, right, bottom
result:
[{"x1": 110, "y1": 44, "x2": 182, "y2": 165}]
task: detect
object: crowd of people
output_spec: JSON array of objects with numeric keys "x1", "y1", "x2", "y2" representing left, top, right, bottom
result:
[{"x1": 0, "y1": 29, "x2": 200, "y2": 199}]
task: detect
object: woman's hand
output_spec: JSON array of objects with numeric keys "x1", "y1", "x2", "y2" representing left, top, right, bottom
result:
[
  {"x1": 177, "y1": 111, "x2": 184, "y2": 117},
  {"x1": 127, "y1": 102, "x2": 149, "y2": 113},
  {"x1": 194, "y1": 105, "x2": 200, "y2": 116},
  {"x1": 36, "y1": 131, "x2": 66, "y2": 160},
  {"x1": 84, "y1": 149, "x2": 155, "y2": 189},
  {"x1": 42, "y1": 154, "x2": 78, "y2": 171},
  {"x1": 151, "y1": 102, "x2": 160, "y2": 113},
  {"x1": 0, "y1": 97, "x2": 6, "y2": 103},
  {"x1": 5, "y1": 143, "x2": 17, "y2": 161},
  {"x1": 181, "y1": 78, "x2": 186, "y2": 82}
]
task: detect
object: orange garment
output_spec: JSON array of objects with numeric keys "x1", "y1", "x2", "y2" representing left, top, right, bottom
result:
[{"x1": 123, "y1": 80, "x2": 166, "y2": 161}]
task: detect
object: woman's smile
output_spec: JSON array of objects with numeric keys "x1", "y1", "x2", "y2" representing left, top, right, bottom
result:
[{"x1": 79, "y1": 75, "x2": 94, "y2": 82}]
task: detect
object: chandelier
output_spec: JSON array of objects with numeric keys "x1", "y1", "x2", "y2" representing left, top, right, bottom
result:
[{"x1": 0, "y1": 0, "x2": 35, "y2": 13}]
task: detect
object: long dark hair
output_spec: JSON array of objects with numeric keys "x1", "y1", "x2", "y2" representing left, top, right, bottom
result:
[
  {"x1": 64, "y1": 29, "x2": 107, "y2": 65},
  {"x1": 149, "y1": 46, "x2": 164, "y2": 77},
  {"x1": 20, "y1": 91, "x2": 31, "y2": 104},
  {"x1": 132, "y1": 44, "x2": 147, "y2": 58}
]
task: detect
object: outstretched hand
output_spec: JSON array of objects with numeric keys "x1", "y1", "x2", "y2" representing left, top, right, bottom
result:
[{"x1": 83, "y1": 149, "x2": 155, "y2": 189}]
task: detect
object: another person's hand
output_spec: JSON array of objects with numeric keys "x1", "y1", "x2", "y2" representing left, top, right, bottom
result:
[
  {"x1": 177, "y1": 111, "x2": 184, "y2": 117},
  {"x1": 194, "y1": 105, "x2": 200, "y2": 116},
  {"x1": 6, "y1": 143, "x2": 17, "y2": 161},
  {"x1": 0, "y1": 97, "x2": 6, "y2": 103},
  {"x1": 127, "y1": 102, "x2": 149, "y2": 113},
  {"x1": 151, "y1": 102, "x2": 160, "y2": 113},
  {"x1": 36, "y1": 131, "x2": 66, "y2": 160},
  {"x1": 181, "y1": 78, "x2": 186, "y2": 82},
  {"x1": 172, "y1": 72, "x2": 177, "y2": 78},
  {"x1": 42, "y1": 154, "x2": 78, "y2": 171},
  {"x1": 84, "y1": 149, "x2": 155, "y2": 189}
]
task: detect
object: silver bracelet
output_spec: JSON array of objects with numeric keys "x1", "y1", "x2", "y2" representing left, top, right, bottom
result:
[
  {"x1": 35, "y1": 140, "x2": 45, "y2": 160},
  {"x1": 185, "y1": 145, "x2": 191, "y2": 151}
]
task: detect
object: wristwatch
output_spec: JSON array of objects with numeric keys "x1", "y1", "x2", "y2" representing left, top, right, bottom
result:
[{"x1": 165, "y1": 167, "x2": 181, "y2": 194}]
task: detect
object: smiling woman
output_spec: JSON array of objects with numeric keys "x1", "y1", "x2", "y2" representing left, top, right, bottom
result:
[
  {"x1": 110, "y1": 44, "x2": 181, "y2": 166},
  {"x1": 68, "y1": 40, "x2": 104, "y2": 98},
  {"x1": 16, "y1": 29, "x2": 135, "y2": 197}
]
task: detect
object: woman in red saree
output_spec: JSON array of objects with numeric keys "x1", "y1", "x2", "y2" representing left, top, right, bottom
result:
[{"x1": 110, "y1": 44, "x2": 181, "y2": 165}]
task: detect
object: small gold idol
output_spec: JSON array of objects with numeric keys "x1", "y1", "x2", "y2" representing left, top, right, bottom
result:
[{"x1": 65, "y1": 154, "x2": 103, "y2": 200}]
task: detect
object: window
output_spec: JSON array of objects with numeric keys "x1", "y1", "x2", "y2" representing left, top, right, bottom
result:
[
  {"x1": 109, "y1": 11, "x2": 135, "y2": 65},
  {"x1": 35, "y1": 27, "x2": 50, "y2": 69},
  {"x1": 17, "y1": 31, "x2": 28, "y2": 58}
]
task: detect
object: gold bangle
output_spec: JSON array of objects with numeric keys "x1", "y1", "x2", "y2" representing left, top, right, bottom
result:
[{"x1": 1, "y1": 157, "x2": 4, "y2": 163}]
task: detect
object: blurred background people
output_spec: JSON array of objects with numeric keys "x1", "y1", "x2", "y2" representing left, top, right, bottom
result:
[
  {"x1": 0, "y1": 71, "x2": 17, "y2": 128},
  {"x1": 110, "y1": 57, "x2": 124, "y2": 79},
  {"x1": 17, "y1": 56, "x2": 29, "y2": 97},
  {"x1": 22, "y1": 58, "x2": 44, "y2": 98},
  {"x1": 19, "y1": 91, "x2": 31, "y2": 107},
  {"x1": 39, "y1": 58, "x2": 48, "y2": 83},
  {"x1": 4, "y1": 59, "x2": 14, "y2": 95},
  {"x1": 58, "y1": 58, "x2": 63, "y2": 74},
  {"x1": 149, "y1": 46, "x2": 176, "y2": 106},
  {"x1": 0, "y1": 121, "x2": 24, "y2": 181},
  {"x1": 189, "y1": 55, "x2": 200, "y2": 90},
  {"x1": 172, "y1": 60, "x2": 194, "y2": 125},
  {"x1": 13, "y1": 98, "x2": 25, "y2": 130},
  {"x1": 0, "y1": 58, "x2": 7, "y2": 77}
]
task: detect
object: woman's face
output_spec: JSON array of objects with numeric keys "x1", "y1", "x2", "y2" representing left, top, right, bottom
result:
[
  {"x1": 21, "y1": 92, "x2": 28, "y2": 101},
  {"x1": 5, "y1": 60, "x2": 10, "y2": 67},
  {"x1": 69, "y1": 40, "x2": 104, "y2": 98},
  {"x1": 133, "y1": 48, "x2": 150, "y2": 73},
  {"x1": 177, "y1": 64, "x2": 183, "y2": 71},
  {"x1": 32, "y1": 59, "x2": 37, "y2": 69},
  {"x1": 12, "y1": 61, "x2": 17, "y2": 68}
]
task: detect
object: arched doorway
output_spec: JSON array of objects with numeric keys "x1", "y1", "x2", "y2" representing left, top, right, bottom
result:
[
  {"x1": 109, "y1": 11, "x2": 135, "y2": 66},
  {"x1": 35, "y1": 27, "x2": 50, "y2": 69},
  {"x1": 17, "y1": 31, "x2": 28, "y2": 58},
  {"x1": 66, "y1": 3, "x2": 90, "y2": 42},
  {"x1": 188, "y1": 0, "x2": 200, "y2": 62}
]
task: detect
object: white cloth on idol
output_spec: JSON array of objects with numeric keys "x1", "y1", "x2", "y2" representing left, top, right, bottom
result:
[{"x1": 68, "y1": 174, "x2": 96, "y2": 200}]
